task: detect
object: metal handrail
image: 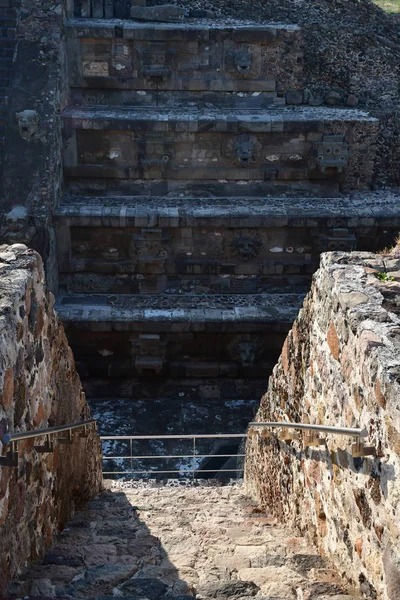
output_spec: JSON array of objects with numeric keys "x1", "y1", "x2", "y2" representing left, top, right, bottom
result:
[
  {"x1": 249, "y1": 422, "x2": 368, "y2": 437},
  {"x1": 101, "y1": 433, "x2": 247, "y2": 478},
  {"x1": 1, "y1": 418, "x2": 97, "y2": 446},
  {"x1": 100, "y1": 434, "x2": 247, "y2": 440}
]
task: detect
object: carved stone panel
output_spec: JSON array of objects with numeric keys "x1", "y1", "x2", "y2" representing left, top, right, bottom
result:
[
  {"x1": 317, "y1": 135, "x2": 348, "y2": 173},
  {"x1": 224, "y1": 44, "x2": 262, "y2": 79}
]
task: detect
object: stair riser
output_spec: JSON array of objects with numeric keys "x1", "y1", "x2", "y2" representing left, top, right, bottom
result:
[
  {"x1": 71, "y1": 88, "x2": 285, "y2": 109},
  {"x1": 60, "y1": 272, "x2": 311, "y2": 295},
  {"x1": 63, "y1": 326, "x2": 287, "y2": 381},
  {"x1": 56, "y1": 222, "x2": 359, "y2": 293},
  {"x1": 67, "y1": 22, "x2": 303, "y2": 98},
  {"x1": 63, "y1": 116, "x2": 377, "y2": 189},
  {"x1": 65, "y1": 177, "x2": 339, "y2": 197}
]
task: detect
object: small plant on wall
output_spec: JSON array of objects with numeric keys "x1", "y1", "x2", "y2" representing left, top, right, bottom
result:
[{"x1": 374, "y1": 271, "x2": 395, "y2": 282}]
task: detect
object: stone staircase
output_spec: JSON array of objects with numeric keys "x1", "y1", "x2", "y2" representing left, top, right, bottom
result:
[
  {"x1": 54, "y1": 7, "x2": 399, "y2": 430},
  {"x1": 6, "y1": 483, "x2": 359, "y2": 600}
]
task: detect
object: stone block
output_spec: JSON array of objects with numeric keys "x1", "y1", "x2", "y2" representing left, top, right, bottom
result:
[{"x1": 286, "y1": 90, "x2": 303, "y2": 105}]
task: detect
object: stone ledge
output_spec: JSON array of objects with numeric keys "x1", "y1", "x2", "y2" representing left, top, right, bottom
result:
[
  {"x1": 62, "y1": 106, "x2": 378, "y2": 131},
  {"x1": 66, "y1": 18, "x2": 301, "y2": 40},
  {"x1": 55, "y1": 192, "x2": 400, "y2": 227},
  {"x1": 56, "y1": 292, "x2": 304, "y2": 328}
]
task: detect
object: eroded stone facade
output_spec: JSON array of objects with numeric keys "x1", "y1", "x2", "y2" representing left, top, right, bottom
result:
[
  {"x1": 0, "y1": 245, "x2": 103, "y2": 597},
  {"x1": 245, "y1": 251, "x2": 400, "y2": 600}
]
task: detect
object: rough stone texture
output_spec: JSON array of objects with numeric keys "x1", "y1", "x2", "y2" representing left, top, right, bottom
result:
[
  {"x1": 245, "y1": 251, "x2": 400, "y2": 600},
  {"x1": 0, "y1": 245, "x2": 103, "y2": 598},
  {"x1": 0, "y1": 0, "x2": 68, "y2": 292},
  {"x1": 6, "y1": 483, "x2": 356, "y2": 600},
  {"x1": 69, "y1": 0, "x2": 400, "y2": 186},
  {"x1": 62, "y1": 106, "x2": 378, "y2": 193}
]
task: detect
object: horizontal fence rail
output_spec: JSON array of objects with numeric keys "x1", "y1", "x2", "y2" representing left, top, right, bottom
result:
[
  {"x1": 0, "y1": 419, "x2": 97, "y2": 467},
  {"x1": 100, "y1": 433, "x2": 248, "y2": 478},
  {"x1": 101, "y1": 421, "x2": 374, "y2": 478}
]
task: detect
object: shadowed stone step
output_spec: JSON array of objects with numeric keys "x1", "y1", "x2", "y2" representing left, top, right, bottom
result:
[
  {"x1": 55, "y1": 292, "x2": 300, "y2": 388},
  {"x1": 66, "y1": 18, "x2": 301, "y2": 100},
  {"x1": 56, "y1": 292, "x2": 304, "y2": 326},
  {"x1": 6, "y1": 485, "x2": 358, "y2": 600},
  {"x1": 54, "y1": 193, "x2": 399, "y2": 296}
]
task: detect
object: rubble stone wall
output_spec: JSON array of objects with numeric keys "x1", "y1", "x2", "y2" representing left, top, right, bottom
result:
[
  {"x1": 245, "y1": 251, "x2": 400, "y2": 600},
  {"x1": 0, "y1": 0, "x2": 68, "y2": 292},
  {"x1": 0, "y1": 245, "x2": 103, "y2": 598}
]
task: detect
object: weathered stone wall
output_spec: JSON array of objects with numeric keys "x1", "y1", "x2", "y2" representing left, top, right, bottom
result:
[
  {"x1": 0, "y1": 244, "x2": 103, "y2": 598},
  {"x1": 245, "y1": 251, "x2": 400, "y2": 600},
  {"x1": 0, "y1": 0, "x2": 68, "y2": 292},
  {"x1": 81, "y1": 0, "x2": 399, "y2": 185}
]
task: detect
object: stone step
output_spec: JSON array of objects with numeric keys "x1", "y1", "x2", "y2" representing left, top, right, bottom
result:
[
  {"x1": 55, "y1": 291, "x2": 299, "y2": 382},
  {"x1": 66, "y1": 18, "x2": 302, "y2": 101},
  {"x1": 6, "y1": 486, "x2": 357, "y2": 600},
  {"x1": 62, "y1": 106, "x2": 378, "y2": 190},
  {"x1": 56, "y1": 191, "x2": 400, "y2": 225},
  {"x1": 56, "y1": 291, "x2": 304, "y2": 327},
  {"x1": 54, "y1": 193, "x2": 399, "y2": 296}
]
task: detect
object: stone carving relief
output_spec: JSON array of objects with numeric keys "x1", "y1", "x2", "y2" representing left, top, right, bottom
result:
[
  {"x1": 318, "y1": 228, "x2": 356, "y2": 252},
  {"x1": 111, "y1": 43, "x2": 132, "y2": 74},
  {"x1": 130, "y1": 333, "x2": 166, "y2": 376},
  {"x1": 227, "y1": 133, "x2": 261, "y2": 166},
  {"x1": 225, "y1": 45, "x2": 261, "y2": 78},
  {"x1": 82, "y1": 61, "x2": 109, "y2": 77},
  {"x1": 227, "y1": 335, "x2": 263, "y2": 367},
  {"x1": 233, "y1": 236, "x2": 262, "y2": 260},
  {"x1": 130, "y1": 230, "x2": 170, "y2": 260},
  {"x1": 16, "y1": 110, "x2": 39, "y2": 140},
  {"x1": 67, "y1": 274, "x2": 115, "y2": 293},
  {"x1": 137, "y1": 42, "x2": 170, "y2": 79},
  {"x1": 0, "y1": 206, "x2": 36, "y2": 244},
  {"x1": 317, "y1": 135, "x2": 348, "y2": 173}
]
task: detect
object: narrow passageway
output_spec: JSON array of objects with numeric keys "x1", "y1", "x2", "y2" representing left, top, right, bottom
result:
[{"x1": 7, "y1": 483, "x2": 356, "y2": 600}]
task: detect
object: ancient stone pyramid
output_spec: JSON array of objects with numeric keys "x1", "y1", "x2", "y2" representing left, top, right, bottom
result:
[{"x1": 55, "y1": 0, "x2": 400, "y2": 433}]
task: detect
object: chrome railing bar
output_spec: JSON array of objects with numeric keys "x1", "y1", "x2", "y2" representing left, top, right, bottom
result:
[
  {"x1": 103, "y1": 454, "x2": 246, "y2": 460},
  {"x1": 103, "y1": 469, "x2": 244, "y2": 475},
  {"x1": 1, "y1": 419, "x2": 97, "y2": 445},
  {"x1": 249, "y1": 422, "x2": 368, "y2": 437},
  {"x1": 100, "y1": 434, "x2": 247, "y2": 440}
]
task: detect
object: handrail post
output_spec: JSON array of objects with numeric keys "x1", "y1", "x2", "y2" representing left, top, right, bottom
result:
[
  {"x1": 0, "y1": 441, "x2": 18, "y2": 467},
  {"x1": 58, "y1": 429, "x2": 73, "y2": 445},
  {"x1": 130, "y1": 438, "x2": 133, "y2": 475},
  {"x1": 192, "y1": 436, "x2": 196, "y2": 480},
  {"x1": 34, "y1": 434, "x2": 54, "y2": 454}
]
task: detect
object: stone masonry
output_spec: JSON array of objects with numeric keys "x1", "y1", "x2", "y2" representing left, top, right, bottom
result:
[
  {"x1": 0, "y1": 244, "x2": 103, "y2": 597},
  {"x1": 0, "y1": 0, "x2": 400, "y2": 470},
  {"x1": 49, "y1": 0, "x2": 399, "y2": 436},
  {"x1": 5, "y1": 482, "x2": 361, "y2": 600},
  {"x1": 245, "y1": 251, "x2": 400, "y2": 600}
]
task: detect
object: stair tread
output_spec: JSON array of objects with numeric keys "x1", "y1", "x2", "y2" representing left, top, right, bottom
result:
[
  {"x1": 55, "y1": 191, "x2": 400, "y2": 221},
  {"x1": 67, "y1": 17, "x2": 301, "y2": 31},
  {"x1": 6, "y1": 486, "x2": 353, "y2": 600},
  {"x1": 56, "y1": 292, "x2": 305, "y2": 323},
  {"x1": 62, "y1": 104, "x2": 377, "y2": 124}
]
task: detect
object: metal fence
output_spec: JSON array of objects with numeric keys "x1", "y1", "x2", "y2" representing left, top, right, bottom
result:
[{"x1": 100, "y1": 433, "x2": 247, "y2": 478}]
